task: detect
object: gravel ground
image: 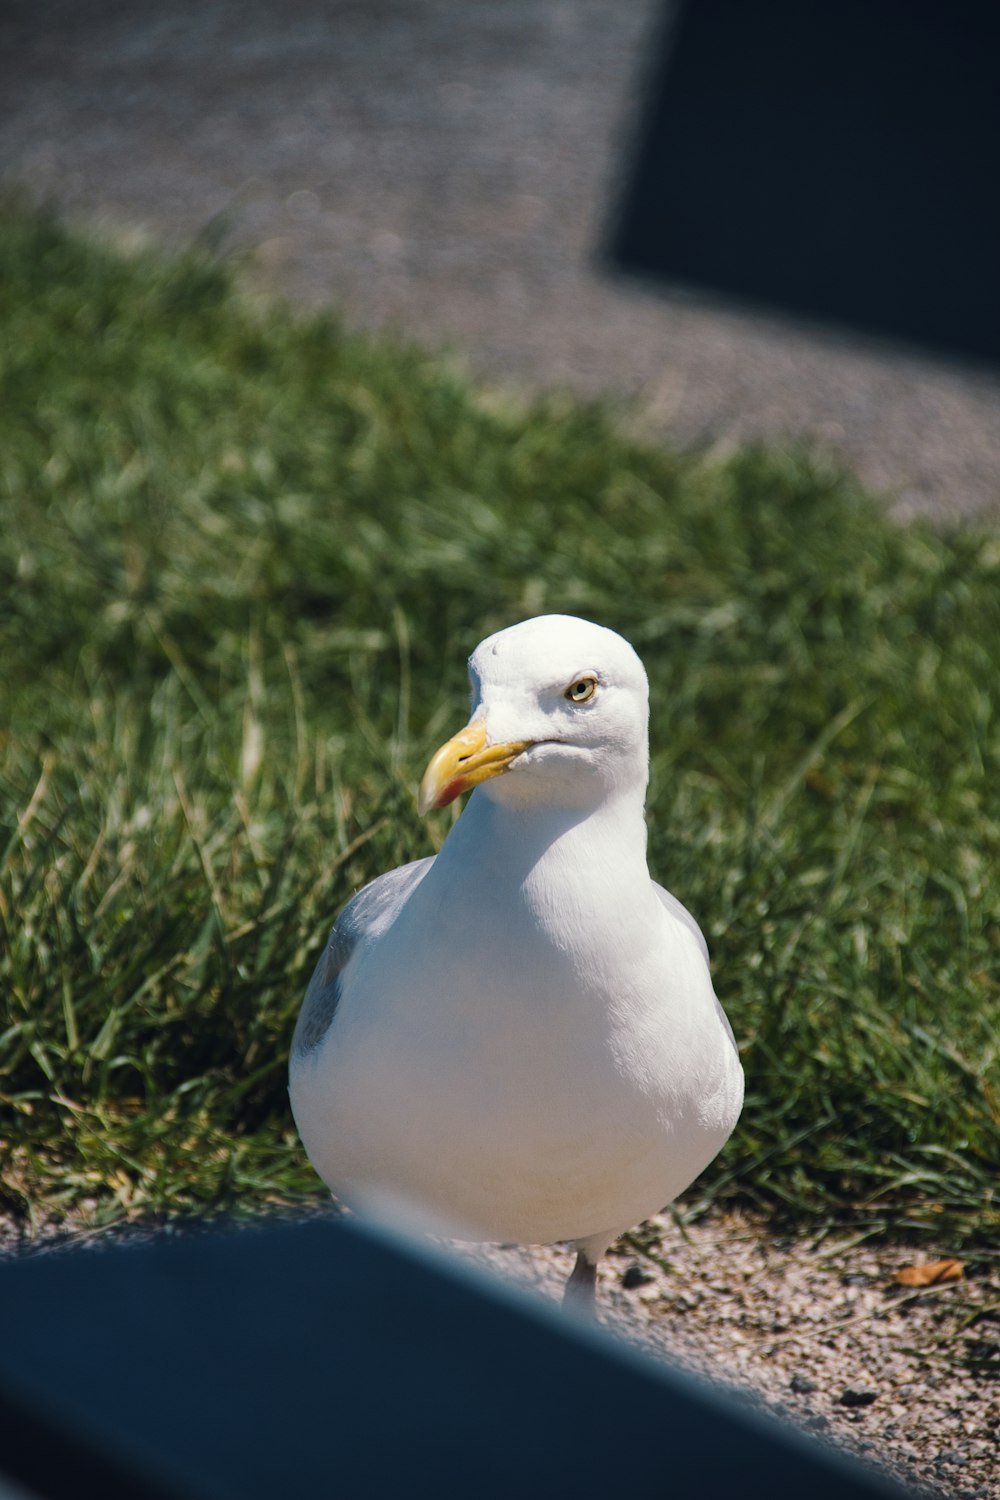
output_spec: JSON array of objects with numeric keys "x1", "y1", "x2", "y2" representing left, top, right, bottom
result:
[
  {"x1": 460, "y1": 1214, "x2": 999, "y2": 1500},
  {"x1": 1, "y1": 0, "x2": 998, "y2": 520}
]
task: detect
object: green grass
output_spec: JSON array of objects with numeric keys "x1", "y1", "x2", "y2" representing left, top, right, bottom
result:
[{"x1": 1, "y1": 205, "x2": 998, "y2": 1245}]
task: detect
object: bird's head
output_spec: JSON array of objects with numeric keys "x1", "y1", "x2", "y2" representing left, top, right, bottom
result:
[{"x1": 418, "y1": 615, "x2": 649, "y2": 815}]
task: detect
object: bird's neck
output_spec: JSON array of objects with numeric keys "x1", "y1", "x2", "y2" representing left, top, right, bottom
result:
[{"x1": 435, "y1": 785, "x2": 653, "y2": 918}]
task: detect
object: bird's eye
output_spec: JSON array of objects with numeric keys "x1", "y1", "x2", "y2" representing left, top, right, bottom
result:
[{"x1": 565, "y1": 675, "x2": 598, "y2": 704}]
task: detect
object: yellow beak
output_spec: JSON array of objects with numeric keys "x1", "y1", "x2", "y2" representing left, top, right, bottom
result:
[{"x1": 418, "y1": 720, "x2": 534, "y2": 814}]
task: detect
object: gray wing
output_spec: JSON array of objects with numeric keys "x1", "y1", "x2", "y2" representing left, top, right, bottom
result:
[
  {"x1": 653, "y1": 881, "x2": 711, "y2": 968},
  {"x1": 292, "y1": 856, "x2": 434, "y2": 1056}
]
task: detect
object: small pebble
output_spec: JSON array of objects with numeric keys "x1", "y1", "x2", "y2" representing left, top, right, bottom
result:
[
  {"x1": 840, "y1": 1387, "x2": 878, "y2": 1409},
  {"x1": 621, "y1": 1262, "x2": 653, "y2": 1290},
  {"x1": 672, "y1": 1293, "x2": 700, "y2": 1312},
  {"x1": 790, "y1": 1373, "x2": 817, "y2": 1395}
]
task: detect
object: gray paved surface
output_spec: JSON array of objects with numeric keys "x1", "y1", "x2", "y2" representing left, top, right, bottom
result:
[{"x1": 2, "y1": 0, "x2": 997, "y2": 519}]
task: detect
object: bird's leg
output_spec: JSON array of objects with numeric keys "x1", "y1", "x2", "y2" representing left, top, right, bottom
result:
[{"x1": 563, "y1": 1250, "x2": 598, "y2": 1313}]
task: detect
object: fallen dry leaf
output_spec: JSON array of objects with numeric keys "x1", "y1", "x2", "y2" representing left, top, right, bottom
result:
[{"x1": 894, "y1": 1258, "x2": 964, "y2": 1288}]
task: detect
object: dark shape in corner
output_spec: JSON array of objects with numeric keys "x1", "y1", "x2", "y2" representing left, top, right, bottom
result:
[{"x1": 609, "y1": 0, "x2": 1000, "y2": 367}]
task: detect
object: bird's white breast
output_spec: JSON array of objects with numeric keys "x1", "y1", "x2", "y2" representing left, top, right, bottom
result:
[{"x1": 290, "y1": 794, "x2": 743, "y2": 1246}]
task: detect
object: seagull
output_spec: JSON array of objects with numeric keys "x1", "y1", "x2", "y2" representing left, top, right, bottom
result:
[{"x1": 289, "y1": 615, "x2": 743, "y2": 1309}]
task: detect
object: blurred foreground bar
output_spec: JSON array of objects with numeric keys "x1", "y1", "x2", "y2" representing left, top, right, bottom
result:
[
  {"x1": 0, "y1": 1215, "x2": 911, "y2": 1499},
  {"x1": 611, "y1": 0, "x2": 1000, "y2": 365}
]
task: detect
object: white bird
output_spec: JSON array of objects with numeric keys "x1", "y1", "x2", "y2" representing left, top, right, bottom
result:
[{"x1": 289, "y1": 615, "x2": 743, "y2": 1309}]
